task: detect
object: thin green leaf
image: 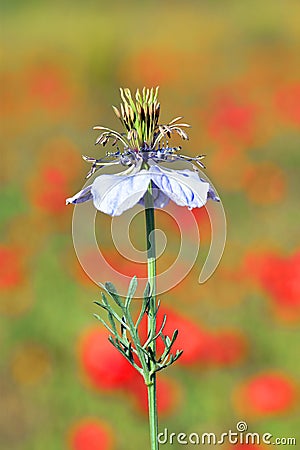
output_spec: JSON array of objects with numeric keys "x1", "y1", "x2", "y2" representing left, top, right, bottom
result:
[
  {"x1": 93, "y1": 313, "x2": 114, "y2": 334},
  {"x1": 104, "y1": 282, "x2": 124, "y2": 309},
  {"x1": 107, "y1": 311, "x2": 118, "y2": 336},
  {"x1": 125, "y1": 276, "x2": 138, "y2": 309},
  {"x1": 101, "y1": 292, "x2": 109, "y2": 306}
]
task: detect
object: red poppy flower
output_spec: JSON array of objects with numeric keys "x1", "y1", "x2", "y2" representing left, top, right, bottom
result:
[
  {"x1": 79, "y1": 327, "x2": 136, "y2": 391},
  {"x1": 29, "y1": 166, "x2": 70, "y2": 214},
  {"x1": 101, "y1": 249, "x2": 147, "y2": 280},
  {"x1": 26, "y1": 63, "x2": 75, "y2": 113},
  {"x1": 68, "y1": 418, "x2": 113, "y2": 450},
  {"x1": 139, "y1": 307, "x2": 213, "y2": 365},
  {"x1": 27, "y1": 138, "x2": 82, "y2": 214},
  {"x1": 235, "y1": 372, "x2": 296, "y2": 416},
  {"x1": 243, "y1": 250, "x2": 300, "y2": 314},
  {"x1": 168, "y1": 202, "x2": 211, "y2": 242},
  {"x1": 229, "y1": 444, "x2": 261, "y2": 450},
  {"x1": 38, "y1": 138, "x2": 82, "y2": 184},
  {"x1": 191, "y1": 206, "x2": 211, "y2": 242},
  {"x1": 208, "y1": 96, "x2": 256, "y2": 144}
]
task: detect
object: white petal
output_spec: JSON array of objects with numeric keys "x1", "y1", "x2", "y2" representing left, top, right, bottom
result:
[
  {"x1": 66, "y1": 185, "x2": 93, "y2": 205},
  {"x1": 149, "y1": 166, "x2": 209, "y2": 209},
  {"x1": 91, "y1": 170, "x2": 152, "y2": 216}
]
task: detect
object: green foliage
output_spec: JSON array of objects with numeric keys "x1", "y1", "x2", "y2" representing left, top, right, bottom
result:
[{"x1": 95, "y1": 277, "x2": 183, "y2": 381}]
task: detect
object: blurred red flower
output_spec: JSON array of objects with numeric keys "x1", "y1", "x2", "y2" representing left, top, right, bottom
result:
[
  {"x1": 39, "y1": 138, "x2": 83, "y2": 183},
  {"x1": 235, "y1": 372, "x2": 297, "y2": 416},
  {"x1": 229, "y1": 444, "x2": 261, "y2": 450},
  {"x1": 208, "y1": 96, "x2": 256, "y2": 145},
  {"x1": 78, "y1": 326, "x2": 180, "y2": 416},
  {"x1": 68, "y1": 418, "x2": 114, "y2": 450},
  {"x1": 0, "y1": 246, "x2": 24, "y2": 289},
  {"x1": 167, "y1": 202, "x2": 211, "y2": 242},
  {"x1": 71, "y1": 247, "x2": 148, "y2": 292},
  {"x1": 28, "y1": 138, "x2": 82, "y2": 215},
  {"x1": 26, "y1": 63, "x2": 76, "y2": 114},
  {"x1": 275, "y1": 84, "x2": 300, "y2": 126},
  {"x1": 79, "y1": 327, "x2": 136, "y2": 391},
  {"x1": 243, "y1": 250, "x2": 300, "y2": 317},
  {"x1": 147, "y1": 308, "x2": 213, "y2": 365},
  {"x1": 191, "y1": 206, "x2": 211, "y2": 242},
  {"x1": 29, "y1": 166, "x2": 70, "y2": 214},
  {"x1": 139, "y1": 308, "x2": 247, "y2": 367},
  {"x1": 101, "y1": 249, "x2": 147, "y2": 280}
]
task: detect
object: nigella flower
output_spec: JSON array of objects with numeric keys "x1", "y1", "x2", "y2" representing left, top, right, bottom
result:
[{"x1": 66, "y1": 87, "x2": 219, "y2": 216}]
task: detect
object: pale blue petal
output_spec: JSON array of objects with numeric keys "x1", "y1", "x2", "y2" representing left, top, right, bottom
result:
[
  {"x1": 66, "y1": 185, "x2": 92, "y2": 205},
  {"x1": 149, "y1": 166, "x2": 209, "y2": 209},
  {"x1": 200, "y1": 178, "x2": 220, "y2": 202},
  {"x1": 91, "y1": 170, "x2": 152, "y2": 216},
  {"x1": 138, "y1": 183, "x2": 170, "y2": 208}
]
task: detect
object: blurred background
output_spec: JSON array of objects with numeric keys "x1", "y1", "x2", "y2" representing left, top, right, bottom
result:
[{"x1": 1, "y1": 1, "x2": 300, "y2": 449}]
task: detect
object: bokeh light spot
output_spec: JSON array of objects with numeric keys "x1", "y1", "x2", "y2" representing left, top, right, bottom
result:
[
  {"x1": 68, "y1": 418, "x2": 114, "y2": 450},
  {"x1": 11, "y1": 343, "x2": 51, "y2": 386},
  {"x1": 235, "y1": 372, "x2": 297, "y2": 416}
]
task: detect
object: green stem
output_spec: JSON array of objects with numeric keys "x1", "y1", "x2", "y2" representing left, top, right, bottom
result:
[{"x1": 144, "y1": 182, "x2": 159, "y2": 450}]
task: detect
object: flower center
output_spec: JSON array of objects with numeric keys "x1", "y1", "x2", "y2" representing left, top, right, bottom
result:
[{"x1": 83, "y1": 87, "x2": 206, "y2": 178}]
